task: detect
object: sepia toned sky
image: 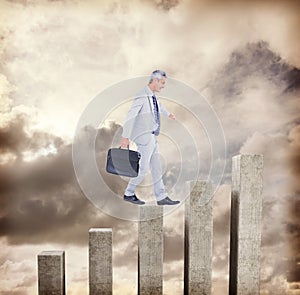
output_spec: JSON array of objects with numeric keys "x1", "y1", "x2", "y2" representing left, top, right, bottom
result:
[{"x1": 0, "y1": 0, "x2": 300, "y2": 294}]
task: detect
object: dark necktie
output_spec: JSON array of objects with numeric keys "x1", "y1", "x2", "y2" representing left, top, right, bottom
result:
[{"x1": 152, "y1": 95, "x2": 160, "y2": 135}]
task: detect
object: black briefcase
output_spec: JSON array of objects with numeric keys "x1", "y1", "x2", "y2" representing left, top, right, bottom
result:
[{"x1": 106, "y1": 148, "x2": 141, "y2": 177}]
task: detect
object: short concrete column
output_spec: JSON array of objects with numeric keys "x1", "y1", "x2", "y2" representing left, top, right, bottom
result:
[
  {"x1": 38, "y1": 251, "x2": 65, "y2": 295},
  {"x1": 184, "y1": 180, "x2": 213, "y2": 295},
  {"x1": 89, "y1": 228, "x2": 112, "y2": 295},
  {"x1": 138, "y1": 206, "x2": 163, "y2": 295},
  {"x1": 229, "y1": 154, "x2": 263, "y2": 295}
]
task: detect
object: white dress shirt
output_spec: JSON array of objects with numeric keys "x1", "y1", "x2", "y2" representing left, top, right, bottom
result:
[{"x1": 145, "y1": 85, "x2": 170, "y2": 131}]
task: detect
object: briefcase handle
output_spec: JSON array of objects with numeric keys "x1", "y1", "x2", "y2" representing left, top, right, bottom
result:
[{"x1": 119, "y1": 145, "x2": 129, "y2": 149}]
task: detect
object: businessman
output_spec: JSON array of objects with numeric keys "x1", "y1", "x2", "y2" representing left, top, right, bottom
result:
[{"x1": 120, "y1": 70, "x2": 180, "y2": 206}]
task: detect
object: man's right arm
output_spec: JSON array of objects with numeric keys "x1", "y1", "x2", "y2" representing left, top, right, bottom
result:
[
  {"x1": 120, "y1": 95, "x2": 143, "y2": 148},
  {"x1": 120, "y1": 137, "x2": 130, "y2": 148}
]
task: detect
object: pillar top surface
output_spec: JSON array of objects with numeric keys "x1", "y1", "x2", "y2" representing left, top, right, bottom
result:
[
  {"x1": 38, "y1": 251, "x2": 64, "y2": 256},
  {"x1": 232, "y1": 154, "x2": 263, "y2": 160},
  {"x1": 89, "y1": 228, "x2": 112, "y2": 232}
]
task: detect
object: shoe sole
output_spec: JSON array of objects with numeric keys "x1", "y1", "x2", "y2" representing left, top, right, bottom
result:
[
  {"x1": 157, "y1": 202, "x2": 180, "y2": 206},
  {"x1": 124, "y1": 199, "x2": 145, "y2": 205}
]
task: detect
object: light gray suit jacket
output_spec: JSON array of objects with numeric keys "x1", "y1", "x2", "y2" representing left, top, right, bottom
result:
[{"x1": 122, "y1": 85, "x2": 170, "y2": 146}]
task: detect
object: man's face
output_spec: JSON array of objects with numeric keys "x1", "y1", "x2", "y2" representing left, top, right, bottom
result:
[{"x1": 154, "y1": 77, "x2": 166, "y2": 92}]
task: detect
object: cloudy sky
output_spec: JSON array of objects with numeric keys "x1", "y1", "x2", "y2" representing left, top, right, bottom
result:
[{"x1": 0, "y1": 0, "x2": 299, "y2": 294}]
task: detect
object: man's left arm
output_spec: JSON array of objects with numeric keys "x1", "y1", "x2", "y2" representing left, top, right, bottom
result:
[{"x1": 159, "y1": 101, "x2": 175, "y2": 120}]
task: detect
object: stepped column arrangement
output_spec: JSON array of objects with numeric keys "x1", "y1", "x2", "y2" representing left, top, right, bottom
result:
[
  {"x1": 36, "y1": 154, "x2": 264, "y2": 295},
  {"x1": 138, "y1": 206, "x2": 164, "y2": 295},
  {"x1": 38, "y1": 251, "x2": 65, "y2": 295},
  {"x1": 184, "y1": 180, "x2": 213, "y2": 295},
  {"x1": 229, "y1": 154, "x2": 264, "y2": 295}
]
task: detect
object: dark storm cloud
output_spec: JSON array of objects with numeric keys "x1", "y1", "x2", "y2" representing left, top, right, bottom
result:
[
  {"x1": 0, "y1": 114, "x2": 134, "y2": 246},
  {"x1": 143, "y1": 0, "x2": 180, "y2": 11},
  {"x1": 1, "y1": 291, "x2": 27, "y2": 295},
  {"x1": 209, "y1": 41, "x2": 300, "y2": 99},
  {"x1": 200, "y1": 0, "x2": 300, "y2": 6},
  {"x1": 211, "y1": 186, "x2": 231, "y2": 277},
  {"x1": 285, "y1": 125, "x2": 300, "y2": 285},
  {"x1": 205, "y1": 40, "x2": 300, "y2": 186},
  {"x1": 288, "y1": 125, "x2": 300, "y2": 179},
  {"x1": 287, "y1": 257, "x2": 300, "y2": 283},
  {"x1": 0, "y1": 113, "x2": 64, "y2": 159},
  {"x1": 201, "y1": 35, "x2": 300, "y2": 289},
  {"x1": 164, "y1": 232, "x2": 183, "y2": 262},
  {"x1": 113, "y1": 235, "x2": 138, "y2": 268},
  {"x1": 213, "y1": 199, "x2": 230, "y2": 241}
]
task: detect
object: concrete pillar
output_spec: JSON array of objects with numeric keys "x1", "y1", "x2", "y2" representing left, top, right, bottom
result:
[
  {"x1": 229, "y1": 154, "x2": 263, "y2": 295},
  {"x1": 89, "y1": 228, "x2": 112, "y2": 295},
  {"x1": 138, "y1": 206, "x2": 163, "y2": 295},
  {"x1": 184, "y1": 180, "x2": 213, "y2": 295},
  {"x1": 38, "y1": 251, "x2": 65, "y2": 295}
]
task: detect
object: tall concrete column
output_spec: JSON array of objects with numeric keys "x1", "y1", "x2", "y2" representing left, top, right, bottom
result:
[
  {"x1": 138, "y1": 206, "x2": 163, "y2": 295},
  {"x1": 89, "y1": 228, "x2": 112, "y2": 295},
  {"x1": 184, "y1": 180, "x2": 213, "y2": 295},
  {"x1": 38, "y1": 251, "x2": 65, "y2": 295},
  {"x1": 229, "y1": 154, "x2": 263, "y2": 295}
]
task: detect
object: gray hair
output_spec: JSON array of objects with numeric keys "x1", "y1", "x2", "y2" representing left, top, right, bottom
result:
[{"x1": 149, "y1": 70, "x2": 167, "y2": 83}]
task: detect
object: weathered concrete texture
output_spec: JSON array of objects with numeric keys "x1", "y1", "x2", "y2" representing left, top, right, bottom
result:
[
  {"x1": 138, "y1": 206, "x2": 163, "y2": 295},
  {"x1": 38, "y1": 251, "x2": 65, "y2": 295},
  {"x1": 184, "y1": 180, "x2": 213, "y2": 295},
  {"x1": 229, "y1": 154, "x2": 263, "y2": 295},
  {"x1": 89, "y1": 228, "x2": 112, "y2": 295}
]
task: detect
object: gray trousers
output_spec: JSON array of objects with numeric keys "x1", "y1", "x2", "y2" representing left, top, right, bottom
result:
[{"x1": 124, "y1": 135, "x2": 166, "y2": 201}]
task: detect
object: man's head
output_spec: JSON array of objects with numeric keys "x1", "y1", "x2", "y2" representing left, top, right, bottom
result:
[{"x1": 148, "y1": 70, "x2": 167, "y2": 93}]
